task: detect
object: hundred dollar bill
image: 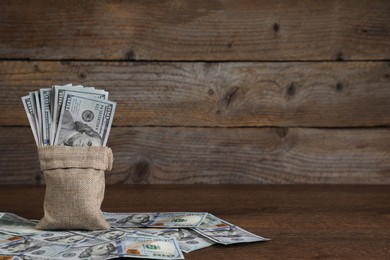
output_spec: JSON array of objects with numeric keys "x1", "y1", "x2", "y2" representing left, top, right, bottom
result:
[
  {"x1": 51, "y1": 85, "x2": 108, "y2": 145},
  {"x1": 0, "y1": 213, "x2": 40, "y2": 235},
  {"x1": 40, "y1": 88, "x2": 52, "y2": 145},
  {"x1": 105, "y1": 212, "x2": 207, "y2": 228},
  {"x1": 194, "y1": 225, "x2": 269, "y2": 245},
  {"x1": 29, "y1": 92, "x2": 41, "y2": 146},
  {"x1": 0, "y1": 231, "x2": 24, "y2": 245},
  {"x1": 116, "y1": 227, "x2": 177, "y2": 237},
  {"x1": 49, "y1": 240, "x2": 118, "y2": 260},
  {"x1": 116, "y1": 235, "x2": 184, "y2": 260},
  {"x1": 28, "y1": 231, "x2": 89, "y2": 246},
  {"x1": 29, "y1": 92, "x2": 39, "y2": 128},
  {"x1": 159, "y1": 228, "x2": 215, "y2": 253},
  {"x1": 192, "y1": 213, "x2": 231, "y2": 230},
  {"x1": 34, "y1": 91, "x2": 43, "y2": 146},
  {"x1": 54, "y1": 93, "x2": 116, "y2": 147},
  {"x1": 71, "y1": 229, "x2": 132, "y2": 241},
  {"x1": 21, "y1": 95, "x2": 39, "y2": 146},
  {"x1": 0, "y1": 237, "x2": 70, "y2": 258},
  {"x1": 50, "y1": 83, "x2": 72, "y2": 144},
  {"x1": 192, "y1": 213, "x2": 270, "y2": 245}
]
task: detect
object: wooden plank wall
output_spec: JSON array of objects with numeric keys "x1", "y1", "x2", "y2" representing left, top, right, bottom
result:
[{"x1": 0, "y1": 0, "x2": 389, "y2": 184}]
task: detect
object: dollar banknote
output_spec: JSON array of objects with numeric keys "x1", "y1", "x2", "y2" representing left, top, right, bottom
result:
[
  {"x1": 34, "y1": 91, "x2": 43, "y2": 146},
  {"x1": 158, "y1": 228, "x2": 215, "y2": 253},
  {"x1": 40, "y1": 88, "x2": 52, "y2": 145},
  {"x1": 0, "y1": 231, "x2": 24, "y2": 245},
  {"x1": 49, "y1": 83, "x2": 73, "y2": 145},
  {"x1": 29, "y1": 92, "x2": 41, "y2": 145},
  {"x1": 115, "y1": 227, "x2": 177, "y2": 237},
  {"x1": 48, "y1": 240, "x2": 117, "y2": 260},
  {"x1": 0, "y1": 213, "x2": 39, "y2": 235},
  {"x1": 0, "y1": 237, "x2": 70, "y2": 259},
  {"x1": 21, "y1": 95, "x2": 39, "y2": 146},
  {"x1": 51, "y1": 85, "x2": 108, "y2": 145},
  {"x1": 105, "y1": 212, "x2": 207, "y2": 228},
  {"x1": 72, "y1": 229, "x2": 138, "y2": 241},
  {"x1": 54, "y1": 92, "x2": 116, "y2": 147},
  {"x1": 28, "y1": 231, "x2": 90, "y2": 246},
  {"x1": 116, "y1": 235, "x2": 184, "y2": 260},
  {"x1": 192, "y1": 213, "x2": 270, "y2": 245}
]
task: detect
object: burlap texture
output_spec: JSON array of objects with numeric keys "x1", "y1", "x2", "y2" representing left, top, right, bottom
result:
[{"x1": 36, "y1": 146, "x2": 113, "y2": 230}]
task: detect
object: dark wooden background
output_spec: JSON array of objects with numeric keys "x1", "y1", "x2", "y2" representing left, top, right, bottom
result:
[{"x1": 0, "y1": 0, "x2": 389, "y2": 184}]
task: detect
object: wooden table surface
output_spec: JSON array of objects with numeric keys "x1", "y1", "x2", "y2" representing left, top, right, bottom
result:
[{"x1": 1, "y1": 185, "x2": 389, "y2": 259}]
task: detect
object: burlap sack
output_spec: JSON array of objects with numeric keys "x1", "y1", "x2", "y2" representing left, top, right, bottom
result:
[{"x1": 36, "y1": 146, "x2": 113, "y2": 230}]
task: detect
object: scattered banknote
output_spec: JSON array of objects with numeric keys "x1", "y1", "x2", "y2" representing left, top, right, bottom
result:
[
  {"x1": 0, "y1": 231, "x2": 24, "y2": 245},
  {"x1": 116, "y1": 235, "x2": 184, "y2": 260},
  {"x1": 0, "y1": 237, "x2": 70, "y2": 259},
  {"x1": 0, "y1": 212, "x2": 268, "y2": 260},
  {"x1": 21, "y1": 84, "x2": 116, "y2": 147},
  {"x1": 70, "y1": 227, "x2": 167, "y2": 241},
  {"x1": 49, "y1": 239, "x2": 118, "y2": 260},
  {"x1": 115, "y1": 227, "x2": 178, "y2": 238},
  {"x1": 0, "y1": 212, "x2": 40, "y2": 235},
  {"x1": 158, "y1": 228, "x2": 215, "y2": 253},
  {"x1": 193, "y1": 213, "x2": 270, "y2": 245},
  {"x1": 30, "y1": 231, "x2": 90, "y2": 246},
  {"x1": 104, "y1": 212, "x2": 207, "y2": 228}
]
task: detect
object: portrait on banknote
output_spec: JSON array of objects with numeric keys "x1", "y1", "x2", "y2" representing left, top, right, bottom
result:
[
  {"x1": 78, "y1": 242, "x2": 116, "y2": 258},
  {"x1": 115, "y1": 214, "x2": 152, "y2": 226},
  {"x1": 56, "y1": 110, "x2": 103, "y2": 147}
]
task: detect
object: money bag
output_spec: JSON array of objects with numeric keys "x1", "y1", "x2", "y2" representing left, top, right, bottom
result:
[{"x1": 36, "y1": 146, "x2": 113, "y2": 230}]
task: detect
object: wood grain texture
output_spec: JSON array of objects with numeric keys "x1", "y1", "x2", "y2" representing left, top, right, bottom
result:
[
  {"x1": 2, "y1": 61, "x2": 390, "y2": 127},
  {"x1": 0, "y1": 0, "x2": 389, "y2": 60},
  {"x1": 1, "y1": 185, "x2": 389, "y2": 259},
  {"x1": 1, "y1": 127, "x2": 389, "y2": 184}
]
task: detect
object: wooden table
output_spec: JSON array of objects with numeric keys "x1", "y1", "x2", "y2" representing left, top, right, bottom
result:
[{"x1": 1, "y1": 185, "x2": 389, "y2": 259}]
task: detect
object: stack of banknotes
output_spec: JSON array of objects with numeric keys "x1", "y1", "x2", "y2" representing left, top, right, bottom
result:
[
  {"x1": 21, "y1": 84, "x2": 116, "y2": 147},
  {"x1": 0, "y1": 212, "x2": 269, "y2": 260}
]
